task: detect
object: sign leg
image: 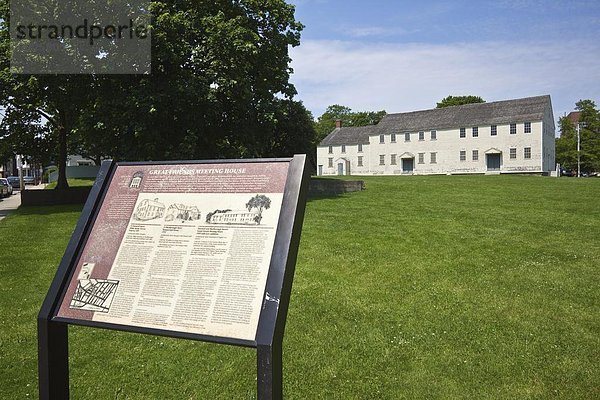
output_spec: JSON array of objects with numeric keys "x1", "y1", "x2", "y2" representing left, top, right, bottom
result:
[
  {"x1": 38, "y1": 319, "x2": 69, "y2": 400},
  {"x1": 257, "y1": 342, "x2": 283, "y2": 400}
]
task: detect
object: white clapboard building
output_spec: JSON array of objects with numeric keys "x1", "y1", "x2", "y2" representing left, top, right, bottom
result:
[{"x1": 317, "y1": 95, "x2": 555, "y2": 176}]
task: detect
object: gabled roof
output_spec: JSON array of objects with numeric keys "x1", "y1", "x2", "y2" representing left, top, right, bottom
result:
[
  {"x1": 377, "y1": 95, "x2": 551, "y2": 133},
  {"x1": 319, "y1": 125, "x2": 374, "y2": 146},
  {"x1": 318, "y1": 95, "x2": 552, "y2": 146}
]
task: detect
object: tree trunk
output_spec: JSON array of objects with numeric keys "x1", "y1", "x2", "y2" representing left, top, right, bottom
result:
[{"x1": 56, "y1": 113, "x2": 69, "y2": 190}]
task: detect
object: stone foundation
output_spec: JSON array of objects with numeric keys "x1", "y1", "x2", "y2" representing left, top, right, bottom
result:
[{"x1": 309, "y1": 179, "x2": 364, "y2": 196}]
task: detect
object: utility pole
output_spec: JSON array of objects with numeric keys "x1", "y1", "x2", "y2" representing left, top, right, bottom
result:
[
  {"x1": 576, "y1": 121, "x2": 588, "y2": 178},
  {"x1": 576, "y1": 122, "x2": 581, "y2": 178},
  {"x1": 17, "y1": 155, "x2": 24, "y2": 191}
]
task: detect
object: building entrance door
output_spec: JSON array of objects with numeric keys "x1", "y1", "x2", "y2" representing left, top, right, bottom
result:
[
  {"x1": 402, "y1": 158, "x2": 414, "y2": 173},
  {"x1": 487, "y1": 154, "x2": 501, "y2": 171},
  {"x1": 337, "y1": 162, "x2": 344, "y2": 175}
]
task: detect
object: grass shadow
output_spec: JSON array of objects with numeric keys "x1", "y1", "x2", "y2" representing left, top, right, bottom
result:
[
  {"x1": 16, "y1": 204, "x2": 84, "y2": 216},
  {"x1": 306, "y1": 192, "x2": 346, "y2": 202}
]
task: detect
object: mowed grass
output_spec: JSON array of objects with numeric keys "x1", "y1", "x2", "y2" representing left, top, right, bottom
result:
[
  {"x1": 287, "y1": 176, "x2": 599, "y2": 399},
  {"x1": 44, "y1": 178, "x2": 96, "y2": 189},
  {"x1": 0, "y1": 176, "x2": 598, "y2": 399}
]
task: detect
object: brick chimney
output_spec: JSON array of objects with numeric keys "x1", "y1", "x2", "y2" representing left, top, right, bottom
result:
[{"x1": 335, "y1": 119, "x2": 342, "y2": 128}]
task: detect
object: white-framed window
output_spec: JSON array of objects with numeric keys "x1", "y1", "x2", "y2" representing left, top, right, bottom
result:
[
  {"x1": 357, "y1": 156, "x2": 363, "y2": 166},
  {"x1": 358, "y1": 143, "x2": 363, "y2": 152},
  {"x1": 491, "y1": 125, "x2": 497, "y2": 136},
  {"x1": 391, "y1": 133, "x2": 396, "y2": 142},
  {"x1": 524, "y1": 147, "x2": 531, "y2": 159},
  {"x1": 472, "y1": 127, "x2": 478, "y2": 137},
  {"x1": 430, "y1": 152, "x2": 437, "y2": 164},
  {"x1": 431, "y1": 130, "x2": 437, "y2": 140},
  {"x1": 418, "y1": 153, "x2": 424, "y2": 164},
  {"x1": 419, "y1": 131, "x2": 424, "y2": 141},
  {"x1": 510, "y1": 123, "x2": 516, "y2": 135},
  {"x1": 405, "y1": 132, "x2": 410, "y2": 142},
  {"x1": 524, "y1": 122, "x2": 531, "y2": 133},
  {"x1": 510, "y1": 148, "x2": 517, "y2": 159},
  {"x1": 379, "y1": 134, "x2": 385, "y2": 143},
  {"x1": 341, "y1": 144, "x2": 346, "y2": 153},
  {"x1": 328, "y1": 145, "x2": 333, "y2": 153},
  {"x1": 472, "y1": 150, "x2": 479, "y2": 161},
  {"x1": 391, "y1": 154, "x2": 397, "y2": 165},
  {"x1": 460, "y1": 127, "x2": 466, "y2": 138},
  {"x1": 379, "y1": 154, "x2": 385, "y2": 165},
  {"x1": 328, "y1": 158, "x2": 333, "y2": 167},
  {"x1": 460, "y1": 150, "x2": 466, "y2": 161}
]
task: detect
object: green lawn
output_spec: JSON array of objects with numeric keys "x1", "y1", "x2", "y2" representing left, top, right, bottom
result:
[
  {"x1": 44, "y1": 178, "x2": 96, "y2": 189},
  {"x1": 0, "y1": 176, "x2": 598, "y2": 399}
]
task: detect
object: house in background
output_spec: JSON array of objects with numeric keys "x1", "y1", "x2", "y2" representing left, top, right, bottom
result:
[
  {"x1": 565, "y1": 111, "x2": 580, "y2": 126},
  {"x1": 66, "y1": 155, "x2": 96, "y2": 166},
  {"x1": 1, "y1": 154, "x2": 97, "y2": 180},
  {"x1": 48, "y1": 155, "x2": 100, "y2": 182},
  {"x1": 0, "y1": 156, "x2": 39, "y2": 180},
  {"x1": 317, "y1": 95, "x2": 555, "y2": 176},
  {"x1": 0, "y1": 158, "x2": 14, "y2": 178}
]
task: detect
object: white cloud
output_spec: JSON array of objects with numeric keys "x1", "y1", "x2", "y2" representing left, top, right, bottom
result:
[
  {"x1": 342, "y1": 26, "x2": 411, "y2": 38},
  {"x1": 290, "y1": 39, "x2": 600, "y2": 120},
  {"x1": 493, "y1": 0, "x2": 599, "y2": 11}
]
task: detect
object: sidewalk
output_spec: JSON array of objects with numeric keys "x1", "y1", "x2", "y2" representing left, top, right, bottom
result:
[
  {"x1": 0, "y1": 191, "x2": 22, "y2": 221},
  {"x1": 0, "y1": 183, "x2": 46, "y2": 221}
]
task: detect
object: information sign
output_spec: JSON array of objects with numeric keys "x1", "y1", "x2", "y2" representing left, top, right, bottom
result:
[{"x1": 38, "y1": 156, "x2": 309, "y2": 400}]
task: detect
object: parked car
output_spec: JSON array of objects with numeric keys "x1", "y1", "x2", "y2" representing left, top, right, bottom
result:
[
  {"x1": 0, "y1": 178, "x2": 11, "y2": 197},
  {"x1": 1, "y1": 178, "x2": 13, "y2": 196},
  {"x1": 7, "y1": 176, "x2": 20, "y2": 189},
  {"x1": 560, "y1": 169, "x2": 574, "y2": 177},
  {"x1": 23, "y1": 176, "x2": 35, "y2": 185}
]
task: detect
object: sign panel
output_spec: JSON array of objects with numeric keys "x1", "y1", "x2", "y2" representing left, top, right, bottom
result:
[{"x1": 55, "y1": 162, "x2": 289, "y2": 341}]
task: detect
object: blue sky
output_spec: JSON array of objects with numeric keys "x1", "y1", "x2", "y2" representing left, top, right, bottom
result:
[{"x1": 289, "y1": 0, "x2": 600, "y2": 122}]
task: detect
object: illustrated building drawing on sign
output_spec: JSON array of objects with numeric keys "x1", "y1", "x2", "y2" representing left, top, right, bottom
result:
[
  {"x1": 165, "y1": 204, "x2": 201, "y2": 222},
  {"x1": 206, "y1": 209, "x2": 260, "y2": 225},
  {"x1": 316, "y1": 95, "x2": 555, "y2": 176},
  {"x1": 129, "y1": 171, "x2": 144, "y2": 188},
  {"x1": 206, "y1": 194, "x2": 272, "y2": 225},
  {"x1": 133, "y1": 198, "x2": 165, "y2": 221}
]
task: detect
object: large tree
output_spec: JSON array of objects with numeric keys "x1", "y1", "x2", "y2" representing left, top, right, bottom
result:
[
  {"x1": 0, "y1": 1, "x2": 309, "y2": 188},
  {"x1": 262, "y1": 99, "x2": 317, "y2": 165},
  {"x1": 556, "y1": 100, "x2": 600, "y2": 174},
  {"x1": 436, "y1": 95, "x2": 485, "y2": 108},
  {"x1": 556, "y1": 116, "x2": 577, "y2": 172},
  {"x1": 314, "y1": 105, "x2": 386, "y2": 142}
]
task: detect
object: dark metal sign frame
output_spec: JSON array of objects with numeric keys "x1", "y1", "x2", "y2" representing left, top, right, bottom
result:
[{"x1": 38, "y1": 155, "x2": 309, "y2": 400}]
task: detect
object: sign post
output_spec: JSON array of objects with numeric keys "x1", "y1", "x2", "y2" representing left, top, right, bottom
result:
[{"x1": 38, "y1": 156, "x2": 309, "y2": 399}]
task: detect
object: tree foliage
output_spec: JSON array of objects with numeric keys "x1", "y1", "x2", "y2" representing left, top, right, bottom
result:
[
  {"x1": 555, "y1": 99, "x2": 600, "y2": 174},
  {"x1": 556, "y1": 116, "x2": 577, "y2": 171},
  {"x1": 314, "y1": 105, "x2": 386, "y2": 143},
  {"x1": 0, "y1": 1, "x2": 313, "y2": 188},
  {"x1": 436, "y1": 95, "x2": 485, "y2": 108},
  {"x1": 262, "y1": 99, "x2": 316, "y2": 165}
]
